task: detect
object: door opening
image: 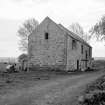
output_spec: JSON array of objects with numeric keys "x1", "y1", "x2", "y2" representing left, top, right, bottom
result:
[
  {"x1": 85, "y1": 51, "x2": 88, "y2": 68},
  {"x1": 77, "y1": 60, "x2": 79, "y2": 70}
]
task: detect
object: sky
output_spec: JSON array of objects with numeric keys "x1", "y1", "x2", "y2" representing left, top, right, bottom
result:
[{"x1": 0, "y1": 0, "x2": 105, "y2": 57}]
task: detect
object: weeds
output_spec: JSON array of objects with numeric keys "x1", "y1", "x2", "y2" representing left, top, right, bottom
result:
[{"x1": 78, "y1": 75, "x2": 105, "y2": 105}]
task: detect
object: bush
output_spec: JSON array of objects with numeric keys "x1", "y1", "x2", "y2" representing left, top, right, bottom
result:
[
  {"x1": 80, "y1": 91, "x2": 105, "y2": 105},
  {"x1": 78, "y1": 75, "x2": 105, "y2": 105}
]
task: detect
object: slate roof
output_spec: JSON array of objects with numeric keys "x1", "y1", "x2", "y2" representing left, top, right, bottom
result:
[
  {"x1": 58, "y1": 24, "x2": 91, "y2": 47},
  {"x1": 44, "y1": 17, "x2": 91, "y2": 48}
]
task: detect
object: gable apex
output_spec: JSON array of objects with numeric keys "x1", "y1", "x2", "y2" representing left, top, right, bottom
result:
[
  {"x1": 44, "y1": 16, "x2": 51, "y2": 20},
  {"x1": 42, "y1": 16, "x2": 56, "y2": 24}
]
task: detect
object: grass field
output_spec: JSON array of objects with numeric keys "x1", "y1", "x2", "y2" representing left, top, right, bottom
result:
[
  {"x1": 0, "y1": 63, "x2": 8, "y2": 72},
  {"x1": 92, "y1": 60, "x2": 105, "y2": 69}
]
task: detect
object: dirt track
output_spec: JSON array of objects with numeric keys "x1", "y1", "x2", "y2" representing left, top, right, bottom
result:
[{"x1": 0, "y1": 70, "x2": 104, "y2": 105}]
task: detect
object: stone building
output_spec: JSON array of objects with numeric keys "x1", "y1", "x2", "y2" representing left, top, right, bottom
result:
[{"x1": 28, "y1": 17, "x2": 92, "y2": 71}]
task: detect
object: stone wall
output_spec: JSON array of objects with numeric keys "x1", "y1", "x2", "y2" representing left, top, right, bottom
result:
[
  {"x1": 28, "y1": 17, "x2": 67, "y2": 70},
  {"x1": 66, "y1": 34, "x2": 92, "y2": 71}
]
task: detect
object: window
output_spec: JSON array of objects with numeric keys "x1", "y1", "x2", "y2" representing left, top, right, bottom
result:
[
  {"x1": 81, "y1": 45, "x2": 83, "y2": 54},
  {"x1": 86, "y1": 51, "x2": 88, "y2": 59},
  {"x1": 72, "y1": 39, "x2": 77, "y2": 49},
  {"x1": 45, "y1": 32, "x2": 49, "y2": 39},
  {"x1": 89, "y1": 47, "x2": 91, "y2": 57}
]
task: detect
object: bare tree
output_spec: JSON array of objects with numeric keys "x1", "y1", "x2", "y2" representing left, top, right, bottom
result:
[
  {"x1": 18, "y1": 18, "x2": 39, "y2": 52},
  {"x1": 69, "y1": 23, "x2": 90, "y2": 42},
  {"x1": 89, "y1": 15, "x2": 105, "y2": 41}
]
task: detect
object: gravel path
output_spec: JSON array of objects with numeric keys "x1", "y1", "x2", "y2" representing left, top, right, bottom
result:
[{"x1": 0, "y1": 71, "x2": 103, "y2": 105}]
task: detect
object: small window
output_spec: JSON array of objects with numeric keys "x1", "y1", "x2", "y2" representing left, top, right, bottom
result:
[
  {"x1": 86, "y1": 51, "x2": 88, "y2": 59},
  {"x1": 81, "y1": 45, "x2": 83, "y2": 54},
  {"x1": 45, "y1": 32, "x2": 49, "y2": 39},
  {"x1": 72, "y1": 39, "x2": 77, "y2": 49},
  {"x1": 89, "y1": 47, "x2": 91, "y2": 57}
]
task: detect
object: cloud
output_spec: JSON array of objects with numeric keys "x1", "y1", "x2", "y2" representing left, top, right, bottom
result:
[
  {"x1": 93, "y1": 0, "x2": 105, "y2": 3},
  {"x1": 11, "y1": 0, "x2": 25, "y2": 2},
  {"x1": 10, "y1": 0, "x2": 50, "y2": 4}
]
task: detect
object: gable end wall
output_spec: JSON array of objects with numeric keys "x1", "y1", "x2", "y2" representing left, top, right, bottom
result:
[{"x1": 28, "y1": 18, "x2": 67, "y2": 70}]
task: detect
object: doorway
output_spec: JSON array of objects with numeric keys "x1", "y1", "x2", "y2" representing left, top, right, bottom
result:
[
  {"x1": 77, "y1": 60, "x2": 79, "y2": 70},
  {"x1": 85, "y1": 51, "x2": 88, "y2": 68}
]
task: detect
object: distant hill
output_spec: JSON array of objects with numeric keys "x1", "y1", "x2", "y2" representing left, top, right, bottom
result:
[
  {"x1": 0, "y1": 57, "x2": 18, "y2": 63},
  {"x1": 94, "y1": 57, "x2": 105, "y2": 60}
]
